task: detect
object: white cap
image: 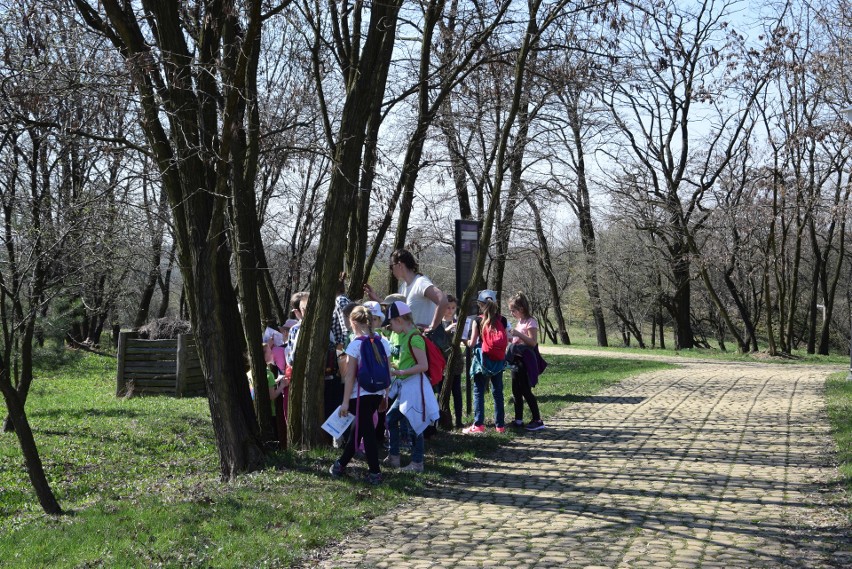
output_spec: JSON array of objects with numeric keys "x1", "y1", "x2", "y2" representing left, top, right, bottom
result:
[{"x1": 363, "y1": 301, "x2": 385, "y2": 321}]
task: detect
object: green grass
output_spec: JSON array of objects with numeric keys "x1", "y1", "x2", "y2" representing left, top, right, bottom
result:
[
  {"x1": 0, "y1": 350, "x2": 672, "y2": 567},
  {"x1": 825, "y1": 372, "x2": 852, "y2": 522},
  {"x1": 551, "y1": 329, "x2": 850, "y2": 365}
]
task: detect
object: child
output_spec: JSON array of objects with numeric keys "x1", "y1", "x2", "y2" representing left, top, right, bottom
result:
[
  {"x1": 363, "y1": 301, "x2": 386, "y2": 331},
  {"x1": 262, "y1": 318, "x2": 286, "y2": 372},
  {"x1": 329, "y1": 306, "x2": 391, "y2": 485},
  {"x1": 463, "y1": 290, "x2": 507, "y2": 434},
  {"x1": 507, "y1": 292, "x2": 545, "y2": 431},
  {"x1": 441, "y1": 295, "x2": 465, "y2": 429},
  {"x1": 278, "y1": 319, "x2": 299, "y2": 423},
  {"x1": 384, "y1": 301, "x2": 440, "y2": 473},
  {"x1": 263, "y1": 342, "x2": 288, "y2": 443}
]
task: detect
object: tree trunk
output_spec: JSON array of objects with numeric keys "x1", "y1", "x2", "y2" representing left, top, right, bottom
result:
[
  {"x1": 133, "y1": 256, "x2": 160, "y2": 329},
  {"x1": 492, "y1": 68, "x2": 534, "y2": 301},
  {"x1": 189, "y1": 237, "x2": 266, "y2": 478},
  {"x1": 563, "y1": 89, "x2": 607, "y2": 347},
  {"x1": 156, "y1": 241, "x2": 176, "y2": 318},
  {"x1": 441, "y1": 0, "x2": 547, "y2": 417},
  {"x1": 289, "y1": 0, "x2": 402, "y2": 448},
  {"x1": 438, "y1": 102, "x2": 472, "y2": 220},
  {"x1": 527, "y1": 196, "x2": 569, "y2": 344},
  {"x1": 671, "y1": 245, "x2": 694, "y2": 349},
  {"x1": 0, "y1": 367, "x2": 62, "y2": 514},
  {"x1": 346, "y1": 66, "x2": 386, "y2": 299}
]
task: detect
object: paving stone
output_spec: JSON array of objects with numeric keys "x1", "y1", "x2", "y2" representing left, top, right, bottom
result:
[{"x1": 310, "y1": 353, "x2": 852, "y2": 568}]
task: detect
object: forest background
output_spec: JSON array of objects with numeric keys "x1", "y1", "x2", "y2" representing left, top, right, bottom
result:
[{"x1": 1, "y1": 0, "x2": 851, "y2": 511}]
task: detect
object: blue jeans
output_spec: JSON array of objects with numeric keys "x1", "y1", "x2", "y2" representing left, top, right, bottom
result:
[
  {"x1": 473, "y1": 372, "x2": 504, "y2": 428},
  {"x1": 387, "y1": 400, "x2": 424, "y2": 463}
]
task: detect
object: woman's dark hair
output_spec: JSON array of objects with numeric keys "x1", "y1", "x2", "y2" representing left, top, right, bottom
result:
[{"x1": 390, "y1": 248, "x2": 419, "y2": 274}]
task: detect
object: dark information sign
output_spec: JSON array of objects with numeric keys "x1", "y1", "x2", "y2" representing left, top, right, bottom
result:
[{"x1": 454, "y1": 219, "x2": 482, "y2": 303}]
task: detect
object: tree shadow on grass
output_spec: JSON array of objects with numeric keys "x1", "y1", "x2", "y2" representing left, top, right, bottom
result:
[{"x1": 31, "y1": 408, "x2": 143, "y2": 420}]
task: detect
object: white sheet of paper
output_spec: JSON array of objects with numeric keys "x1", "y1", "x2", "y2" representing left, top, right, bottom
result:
[
  {"x1": 321, "y1": 406, "x2": 354, "y2": 438},
  {"x1": 461, "y1": 316, "x2": 475, "y2": 341}
]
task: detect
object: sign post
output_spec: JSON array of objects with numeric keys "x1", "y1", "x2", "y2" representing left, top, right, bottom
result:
[
  {"x1": 455, "y1": 220, "x2": 481, "y2": 415},
  {"x1": 454, "y1": 219, "x2": 482, "y2": 305}
]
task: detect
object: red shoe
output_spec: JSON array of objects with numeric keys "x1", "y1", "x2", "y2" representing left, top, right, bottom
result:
[{"x1": 462, "y1": 424, "x2": 486, "y2": 434}]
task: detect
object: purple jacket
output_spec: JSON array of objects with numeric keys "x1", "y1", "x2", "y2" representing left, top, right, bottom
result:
[{"x1": 506, "y1": 343, "x2": 548, "y2": 387}]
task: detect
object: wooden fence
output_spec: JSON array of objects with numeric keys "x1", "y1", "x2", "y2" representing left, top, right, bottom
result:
[{"x1": 116, "y1": 332, "x2": 205, "y2": 397}]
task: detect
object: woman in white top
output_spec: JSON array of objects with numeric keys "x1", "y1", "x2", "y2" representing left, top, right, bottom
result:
[
  {"x1": 329, "y1": 306, "x2": 391, "y2": 485},
  {"x1": 364, "y1": 248, "x2": 448, "y2": 348}
]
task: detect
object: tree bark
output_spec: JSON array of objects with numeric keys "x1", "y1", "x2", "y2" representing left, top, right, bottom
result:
[
  {"x1": 442, "y1": 0, "x2": 565, "y2": 413},
  {"x1": 563, "y1": 92, "x2": 607, "y2": 347},
  {"x1": 0, "y1": 367, "x2": 62, "y2": 514},
  {"x1": 73, "y1": 0, "x2": 267, "y2": 477},
  {"x1": 527, "y1": 196, "x2": 570, "y2": 344},
  {"x1": 288, "y1": 0, "x2": 402, "y2": 448}
]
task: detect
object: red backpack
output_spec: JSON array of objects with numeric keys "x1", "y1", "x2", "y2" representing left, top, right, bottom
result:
[
  {"x1": 407, "y1": 332, "x2": 446, "y2": 386},
  {"x1": 481, "y1": 316, "x2": 508, "y2": 361}
]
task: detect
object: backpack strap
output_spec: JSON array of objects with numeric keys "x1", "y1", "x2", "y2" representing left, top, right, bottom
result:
[
  {"x1": 353, "y1": 383, "x2": 361, "y2": 453},
  {"x1": 405, "y1": 331, "x2": 425, "y2": 376},
  {"x1": 406, "y1": 332, "x2": 427, "y2": 421}
]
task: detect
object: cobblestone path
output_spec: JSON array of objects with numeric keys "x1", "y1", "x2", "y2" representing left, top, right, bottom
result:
[{"x1": 314, "y1": 354, "x2": 851, "y2": 568}]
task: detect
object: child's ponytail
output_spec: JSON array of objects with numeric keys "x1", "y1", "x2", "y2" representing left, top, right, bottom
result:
[{"x1": 481, "y1": 298, "x2": 499, "y2": 329}]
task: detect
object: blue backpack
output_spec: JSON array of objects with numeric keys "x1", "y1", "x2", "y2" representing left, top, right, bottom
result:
[{"x1": 355, "y1": 335, "x2": 391, "y2": 392}]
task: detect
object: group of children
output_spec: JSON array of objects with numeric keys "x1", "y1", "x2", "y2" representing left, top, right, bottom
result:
[{"x1": 254, "y1": 252, "x2": 547, "y2": 486}]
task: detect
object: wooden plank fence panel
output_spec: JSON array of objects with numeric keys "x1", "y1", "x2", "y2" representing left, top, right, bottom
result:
[
  {"x1": 124, "y1": 352, "x2": 178, "y2": 361},
  {"x1": 128, "y1": 339, "x2": 178, "y2": 348},
  {"x1": 125, "y1": 375, "x2": 177, "y2": 382},
  {"x1": 131, "y1": 379, "x2": 180, "y2": 387},
  {"x1": 124, "y1": 361, "x2": 176, "y2": 373},
  {"x1": 117, "y1": 331, "x2": 203, "y2": 398}
]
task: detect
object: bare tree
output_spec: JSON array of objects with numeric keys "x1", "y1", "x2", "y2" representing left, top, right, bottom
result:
[
  {"x1": 71, "y1": 0, "x2": 281, "y2": 477},
  {"x1": 287, "y1": 0, "x2": 402, "y2": 447},
  {"x1": 601, "y1": 0, "x2": 775, "y2": 350}
]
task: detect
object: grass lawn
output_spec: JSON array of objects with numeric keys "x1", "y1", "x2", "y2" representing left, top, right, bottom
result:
[
  {"x1": 825, "y1": 372, "x2": 852, "y2": 522},
  {"x1": 0, "y1": 349, "x2": 672, "y2": 568},
  {"x1": 551, "y1": 329, "x2": 850, "y2": 365}
]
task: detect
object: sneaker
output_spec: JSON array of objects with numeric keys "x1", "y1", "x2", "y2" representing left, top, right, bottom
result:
[
  {"x1": 510, "y1": 419, "x2": 524, "y2": 428},
  {"x1": 462, "y1": 424, "x2": 486, "y2": 435},
  {"x1": 495, "y1": 426, "x2": 506, "y2": 433},
  {"x1": 383, "y1": 454, "x2": 400, "y2": 468},
  {"x1": 525, "y1": 420, "x2": 545, "y2": 431},
  {"x1": 400, "y1": 461, "x2": 423, "y2": 473},
  {"x1": 364, "y1": 472, "x2": 383, "y2": 485},
  {"x1": 329, "y1": 460, "x2": 345, "y2": 478}
]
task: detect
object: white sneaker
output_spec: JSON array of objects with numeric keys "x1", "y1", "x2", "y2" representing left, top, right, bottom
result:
[{"x1": 400, "y1": 461, "x2": 423, "y2": 473}]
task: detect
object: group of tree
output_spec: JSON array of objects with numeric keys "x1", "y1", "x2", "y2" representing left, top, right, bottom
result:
[{"x1": 0, "y1": 0, "x2": 850, "y2": 514}]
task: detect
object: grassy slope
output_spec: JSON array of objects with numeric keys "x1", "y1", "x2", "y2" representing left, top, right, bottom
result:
[
  {"x1": 1, "y1": 351, "x2": 671, "y2": 567},
  {"x1": 825, "y1": 373, "x2": 852, "y2": 522}
]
